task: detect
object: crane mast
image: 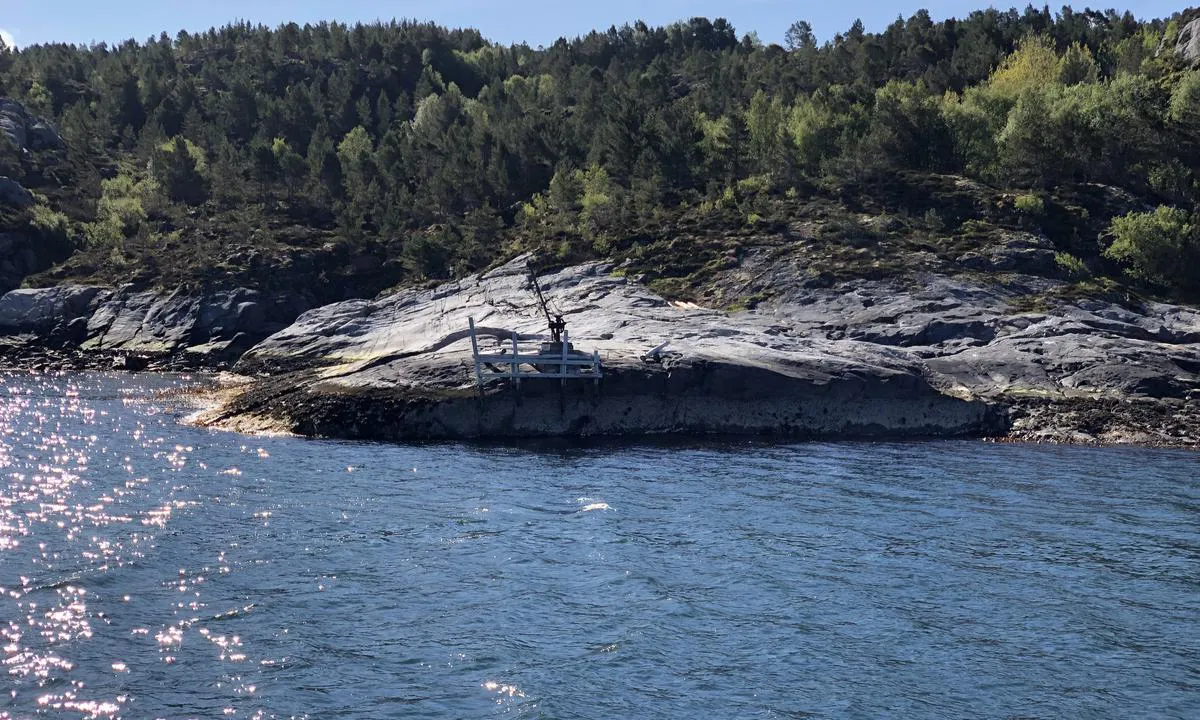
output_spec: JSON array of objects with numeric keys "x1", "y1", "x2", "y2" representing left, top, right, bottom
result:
[{"x1": 528, "y1": 268, "x2": 566, "y2": 345}]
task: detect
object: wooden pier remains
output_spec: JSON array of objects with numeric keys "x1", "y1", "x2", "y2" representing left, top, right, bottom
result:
[{"x1": 468, "y1": 317, "x2": 602, "y2": 390}]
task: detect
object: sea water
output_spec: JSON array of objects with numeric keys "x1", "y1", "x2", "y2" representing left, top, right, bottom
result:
[{"x1": 1, "y1": 373, "x2": 1197, "y2": 719}]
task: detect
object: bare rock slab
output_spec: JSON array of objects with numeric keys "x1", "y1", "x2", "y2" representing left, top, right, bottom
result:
[{"x1": 220, "y1": 258, "x2": 999, "y2": 440}]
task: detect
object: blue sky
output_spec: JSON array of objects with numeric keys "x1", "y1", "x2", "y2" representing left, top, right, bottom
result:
[{"x1": 0, "y1": 1, "x2": 1186, "y2": 50}]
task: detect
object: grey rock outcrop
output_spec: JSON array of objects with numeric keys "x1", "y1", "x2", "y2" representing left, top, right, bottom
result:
[
  {"x1": 0, "y1": 231, "x2": 42, "y2": 293},
  {"x1": 0, "y1": 228, "x2": 78, "y2": 295},
  {"x1": 0, "y1": 176, "x2": 33, "y2": 208},
  {"x1": 0, "y1": 285, "x2": 108, "y2": 335},
  {"x1": 0, "y1": 100, "x2": 62, "y2": 220},
  {"x1": 1177, "y1": 18, "x2": 1200, "y2": 66},
  {"x1": 0, "y1": 284, "x2": 309, "y2": 367},
  {"x1": 767, "y1": 277, "x2": 1200, "y2": 401},
  {"x1": 221, "y1": 259, "x2": 1001, "y2": 439},
  {"x1": 956, "y1": 232, "x2": 1057, "y2": 275},
  {"x1": 81, "y1": 287, "x2": 297, "y2": 361},
  {"x1": 0, "y1": 99, "x2": 62, "y2": 153},
  {"x1": 211, "y1": 257, "x2": 1200, "y2": 443},
  {"x1": 4, "y1": 254, "x2": 1199, "y2": 444}
]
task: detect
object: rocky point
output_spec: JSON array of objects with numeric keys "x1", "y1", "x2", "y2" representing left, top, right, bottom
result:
[{"x1": 2, "y1": 254, "x2": 1198, "y2": 446}]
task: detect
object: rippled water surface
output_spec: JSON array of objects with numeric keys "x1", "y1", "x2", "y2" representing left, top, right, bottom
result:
[{"x1": 1, "y1": 373, "x2": 1198, "y2": 719}]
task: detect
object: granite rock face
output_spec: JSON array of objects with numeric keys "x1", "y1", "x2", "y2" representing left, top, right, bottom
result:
[
  {"x1": 0, "y1": 284, "x2": 308, "y2": 367},
  {"x1": 767, "y1": 277, "x2": 1200, "y2": 401},
  {"x1": 3, "y1": 254, "x2": 1199, "y2": 444},
  {"x1": 0, "y1": 231, "x2": 54, "y2": 293},
  {"x1": 0, "y1": 100, "x2": 66, "y2": 289},
  {"x1": 1176, "y1": 18, "x2": 1200, "y2": 66},
  {"x1": 0, "y1": 285, "x2": 108, "y2": 336},
  {"x1": 218, "y1": 260, "x2": 1000, "y2": 439},
  {"x1": 211, "y1": 257, "x2": 1200, "y2": 442},
  {"x1": 0, "y1": 98, "x2": 62, "y2": 153},
  {"x1": 955, "y1": 232, "x2": 1057, "y2": 275},
  {"x1": 0, "y1": 176, "x2": 34, "y2": 208},
  {"x1": 79, "y1": 286, "x2": 306, "y2": 364}
]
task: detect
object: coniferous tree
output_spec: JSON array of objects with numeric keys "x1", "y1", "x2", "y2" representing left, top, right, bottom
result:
[
  {"x1": 272, "y1": 138, "x2": 307, "y2": 202},
  {"x1": 152, "y1": 136, "x2": 209, "y2": 205},
  {"x1": 0, "y1": 8, "x2": 1195, "y2": 296}
]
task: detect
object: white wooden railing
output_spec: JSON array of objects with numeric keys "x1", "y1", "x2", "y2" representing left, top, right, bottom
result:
[{"x1": 468, "y1": 317, "x2": 602, "y2": 389}]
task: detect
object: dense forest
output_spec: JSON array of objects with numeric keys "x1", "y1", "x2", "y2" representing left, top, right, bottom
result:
[{"x1": 1, "y1": 5, "x2": 1198, "y2": 304}]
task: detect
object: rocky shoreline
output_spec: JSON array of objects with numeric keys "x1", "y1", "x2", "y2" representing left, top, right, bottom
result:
[
  {"x1": 998, "y1": 395, "x2": 1200, "y2": 448},
  {"x1": 0, "y1": 283, "x2": 310, "y2": 372},
  {"x1": 2, "y1": 257, "x2": 1198, "y2": 448}
]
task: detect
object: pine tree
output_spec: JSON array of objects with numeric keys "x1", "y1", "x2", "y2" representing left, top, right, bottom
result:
[
  {"x1": 152, "y1": 136, "x2": 209, "y2": 205},
  {"x1": 272, "y1": 138, "x2": 308, "y2": 203}
]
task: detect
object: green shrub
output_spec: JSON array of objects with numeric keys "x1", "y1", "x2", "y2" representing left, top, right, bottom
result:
[
  {"x1": 1014, "y1": 193, "x2": 1045, "y2": 215},
  {"x1": 29, "y1": 205, "x2": 75, "y2": 259},
  {"x1": 959, "y1": 219, "x2": 987, "y2": 233},
  {"x1": 84, "y1": 173, "x2": 154, "y2": 248},
  {"x1": 100, "y1": 195, "x2": 147, "y2": 233},
  {"x1": 1104, "y1": 206, "x2": 1197, "y2": 292},
  {"x1": 401, "y1": 235, "x2": 450, "y2": 279},
  {"x1": 85, "y1": 215, "x2": 127, "y2": 250},
  {"x1": 158, "y1": 136, "x2": 208, "y2": 173},
  {"x1": 518, "y1": 200, "x2": 540, "y2": 221},
  {"x1": 736, "y1": 174, "x2": 772, "y2": 195},
  {"x1": 554, "y1": 239, "x2": 572, "y2": 260},
  {"x1": 923, "y1": 208, "x2": 946, "y2": 231},
  {"x1": 30, "y1": 205, "x2": 70, "y2": 236},
  {"x1": 578, "y1": 165, "x2": 616, "y2": 229},
  {"x1": 1054, "y1": 251, "x2": 1088, "y2": 278}
]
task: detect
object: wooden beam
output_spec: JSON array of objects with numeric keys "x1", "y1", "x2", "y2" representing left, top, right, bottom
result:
[
  {"x1": 468, "y1": 322, "x2": 603, "y2": 387},
  {"x1": 468, "y1": 317, "x2": 484, "y2": 392}
]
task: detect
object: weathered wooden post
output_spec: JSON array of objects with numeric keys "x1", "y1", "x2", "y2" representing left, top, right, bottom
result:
[
  {"x1": 561, "y1": 328, "x2": 571, "y2": 388},
  {"x1": 510, "y1": 331, "x2": 520, "y2": 388},
  {"x1": 468, "y1": 317, "x2": 484, "y2": 393}
]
